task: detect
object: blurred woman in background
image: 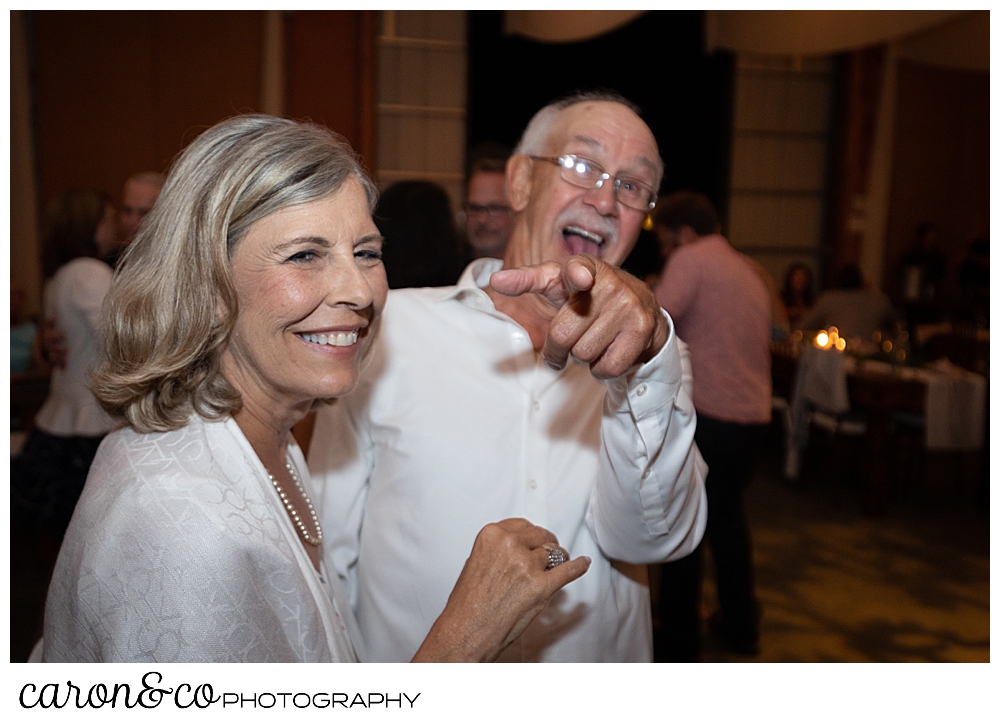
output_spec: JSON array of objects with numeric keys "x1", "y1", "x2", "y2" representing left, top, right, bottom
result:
[
  {"x1": 12, "y1": 189, "x2": 118, "y2": 538},
  {"x1": 781, "y1": 263, "x2": 815, "y2": 331}
]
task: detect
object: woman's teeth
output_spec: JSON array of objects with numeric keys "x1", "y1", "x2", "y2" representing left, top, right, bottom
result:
[{"x1": 300, "y1": 331, "x2": 358, "y2": 347}]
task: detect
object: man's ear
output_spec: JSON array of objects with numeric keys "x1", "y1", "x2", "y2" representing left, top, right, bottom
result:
[{"x1": 506, "y1": 155, "x2": 534, "y2": 212}]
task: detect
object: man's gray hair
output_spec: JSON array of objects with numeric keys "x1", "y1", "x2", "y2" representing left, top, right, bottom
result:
[
  {"x1": 513, "y1": 91, "x2": 662, "y2": 187},
  {"x1": 513, "y1": 91, "x2": 643, "y2": 156}
]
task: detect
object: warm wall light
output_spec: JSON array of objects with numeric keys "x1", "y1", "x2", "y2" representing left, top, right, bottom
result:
[
  {"x1": 835, "y1": 338, "x2": 847, "y2": 351},
  {"x1": 814, "y1": 331, "x2": 830, "y2": 348}
]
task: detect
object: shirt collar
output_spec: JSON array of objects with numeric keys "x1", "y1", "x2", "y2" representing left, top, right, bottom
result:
[{"x1": 437, "y1": 258, "x2": 505, "y2": 310}]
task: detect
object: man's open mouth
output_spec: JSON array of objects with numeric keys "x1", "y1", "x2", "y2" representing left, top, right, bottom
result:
[{"x1": 562, "y1": 225, "x2": 605, "y2": 255}]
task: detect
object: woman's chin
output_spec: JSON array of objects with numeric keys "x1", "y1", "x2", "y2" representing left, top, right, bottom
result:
[{"x1": 307, "y1": 373, "x2": 360, "y2": 402}]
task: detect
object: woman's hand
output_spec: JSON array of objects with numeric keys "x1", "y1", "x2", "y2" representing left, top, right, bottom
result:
[{"x1": 411, "y1": 518, "x2": 590, "y2": 662}]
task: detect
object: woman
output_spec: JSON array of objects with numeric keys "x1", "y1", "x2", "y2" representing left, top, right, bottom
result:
[
  {"x1": 40, "y1": 115, "x2": 587, "y2": 663},
  {"x1": 781, "y1": 263, "x2": 815, "y2": 331},
  {"x1": 12, "y1": 190, "x2": 118, "y2": 536}
]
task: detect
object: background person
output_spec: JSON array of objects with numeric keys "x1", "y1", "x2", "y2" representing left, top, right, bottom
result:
[
  {"x1": 40, "y1": 115, "x2": 587, "y2": 663},
  {"x1": 375, "y1": 180, "x2": 470, "y2": 289},
  {"x1": 801, "y1": 263, "x2": 898, "y2": 341},
  {"x1": 12, "y1": 190, "x2": 118, "y2": 538},
  {"x1": 464, "y1": 154, "x2": 515, "y2": 259},
  {"x1": 653, "y1": 191, "x2": 772, "y2": 659},
  {"x1": 38, "y1": 170, "x2": 166, "y2": 365},
  {"x1": 118, "y1": 171, "x2": 164, "y2": 246},
  {"x1": 781, "y1": 262, "x2": 816, "y2": 331},
  {"x1": 102, "y1": 171, "x2": 164, "y2": 268}
]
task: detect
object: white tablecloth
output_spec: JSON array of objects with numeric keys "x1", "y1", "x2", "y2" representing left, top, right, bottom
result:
[
  {"x1": 783, "y1": 350, "x2": 985, "y2": 478},
  {"x1": 895, "y1": 359, "x2": 986, "y2": 451}
]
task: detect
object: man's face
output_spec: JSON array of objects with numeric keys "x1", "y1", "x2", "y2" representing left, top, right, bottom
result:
[
  {"x1": 508, "y1": 101, "x2": 661, "y2": 268},
  {"x1": 119, "y1": 180, "x2": 161, "y2": 246},
  {"x1": 465, "y1": 171, "x2": 514, "y2": 258}
]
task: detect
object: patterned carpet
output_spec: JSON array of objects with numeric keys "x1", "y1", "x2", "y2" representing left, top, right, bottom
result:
[{"x1": 692, "y1": 434, "x2": 990, "y2": 663}]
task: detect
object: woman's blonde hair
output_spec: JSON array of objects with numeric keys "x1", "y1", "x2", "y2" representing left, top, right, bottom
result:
[{"x1": 92, "y1": 114, "x2": 378, "y2": 433}]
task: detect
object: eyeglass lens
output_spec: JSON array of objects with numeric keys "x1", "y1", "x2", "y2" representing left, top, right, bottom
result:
[{"x1": 558, "y1": 156, "x2": 654, "y2": 211}]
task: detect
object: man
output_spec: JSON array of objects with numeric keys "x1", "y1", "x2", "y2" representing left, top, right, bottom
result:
[
  {"x1": 118, "y1": 171, "x2": 164, "y2": 249},
  {"x1": 652, "y1": 191, "x2": 772, "y2": 659},
  {"x1": 309, "y1": 93, "x2": 707, "y2": 662},
  {"x1": 464, "y1": 156, "x2": 515, "y2": 259}
]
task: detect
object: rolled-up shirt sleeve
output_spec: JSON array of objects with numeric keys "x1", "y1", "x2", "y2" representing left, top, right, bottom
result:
[{"x1": 586, "y1": 309, "x2": 707, "y2": 564}]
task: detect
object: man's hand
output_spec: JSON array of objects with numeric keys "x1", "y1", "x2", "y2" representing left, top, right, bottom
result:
[{"x1": 491, "y1": 254, "x2": 668, "y2": 379}]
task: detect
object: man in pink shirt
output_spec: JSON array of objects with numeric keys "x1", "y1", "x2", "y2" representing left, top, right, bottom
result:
[{"x1": 653, "y1": 191, "x2": 772, "y2": 659}]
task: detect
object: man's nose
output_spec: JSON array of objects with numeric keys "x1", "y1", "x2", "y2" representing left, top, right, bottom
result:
[{"x1": 584, "y1": 179, "x2": 618, "y2": 216}]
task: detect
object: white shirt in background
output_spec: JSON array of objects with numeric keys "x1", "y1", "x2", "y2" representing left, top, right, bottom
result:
[{"x1": 34, "y1": 257, "x2": 115, "y2": 437}]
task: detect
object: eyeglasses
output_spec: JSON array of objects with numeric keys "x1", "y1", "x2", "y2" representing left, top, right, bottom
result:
[
  {"x1": 465, "y1": 203, "x2": 512, "y2": 217},
  {"x1": 530, "y1": 155, "x2": 657, "y2": 212}
]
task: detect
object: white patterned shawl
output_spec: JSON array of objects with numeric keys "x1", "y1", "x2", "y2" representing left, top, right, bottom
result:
[{"x1": 42, "y1": 414, "x2": 360, "y2": 662}]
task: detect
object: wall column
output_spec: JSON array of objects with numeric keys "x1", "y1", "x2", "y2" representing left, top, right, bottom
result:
[
  {"x1": 11, "y1": 10, "x2": 41, "y2": 316},
  {"x1": 860, "y1": 42, "x2": 899, "y2": 292}
]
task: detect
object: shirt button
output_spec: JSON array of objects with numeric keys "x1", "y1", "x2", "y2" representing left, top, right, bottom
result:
[
  {"x1": 533, "y1": 400, "x2": 540, "y2": 411},
  {"x1": 512, "y1": 332, "x2": 523, "y2": 342},
  {"x1": 528, "y1": 479, "x2": 538, "y2": 490},
  {"x1": 636, "y1": 383, "x2": 648, "y2": 397}
]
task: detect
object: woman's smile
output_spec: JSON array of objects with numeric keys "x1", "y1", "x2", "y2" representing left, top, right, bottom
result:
[{"x1": 296, "y1": 330, "x2": 360, "y2": 347}]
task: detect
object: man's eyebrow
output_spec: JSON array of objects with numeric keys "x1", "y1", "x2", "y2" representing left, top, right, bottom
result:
[
  {"x1": 569, "y1": 135, "x2": 659, "y2": 176},
  {"x1": 571, "y1": 135, "x2": 603, "y2": 152}
]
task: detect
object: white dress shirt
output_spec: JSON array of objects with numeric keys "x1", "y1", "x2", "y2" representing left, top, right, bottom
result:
[
  {"x1": 309, "y1": 258, "x2": 707, "y2": 662},
  {"x1": 43, "y1": 414, "x2": 359, "y2": 662},
  {"x1": 34, "y1": 257, "x2": 115, "y2": 436}
]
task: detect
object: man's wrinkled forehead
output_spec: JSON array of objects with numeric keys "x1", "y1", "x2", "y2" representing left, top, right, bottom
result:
[
  {"x1": 567, "y1": 134, "x2": 661, "y2": 180},
  {"x1": 548, "y1": 102, "x2": 662, "y2": 181}
]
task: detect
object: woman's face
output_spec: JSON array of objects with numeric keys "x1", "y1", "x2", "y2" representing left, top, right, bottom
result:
[{"x1": 222, "y1": 178, "x2": 387, "y2": 412}]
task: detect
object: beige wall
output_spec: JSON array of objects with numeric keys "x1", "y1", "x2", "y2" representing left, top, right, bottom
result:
[
  {"x1": 727, "y1": 54, "x2": 834, "y2": 291},
  {"x1": 724, "y1": 11, "x2": 988, "y2": 296},
  {"x1": 375, "y1": 10, "x2": 467, "y2": 215}
]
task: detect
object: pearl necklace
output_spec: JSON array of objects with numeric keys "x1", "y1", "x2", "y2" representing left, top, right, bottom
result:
[{"x1": 268, "y1": 461, "x2": 323, "y2": 547}]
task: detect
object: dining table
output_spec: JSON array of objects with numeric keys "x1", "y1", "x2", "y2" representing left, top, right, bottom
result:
[{"x1": 773, "y1": 339, "x2": 986, "y2": 514}]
